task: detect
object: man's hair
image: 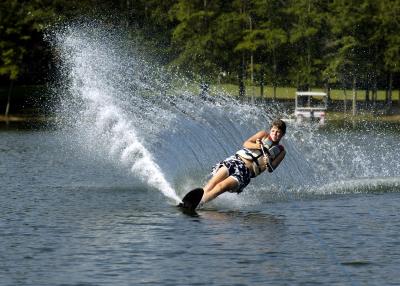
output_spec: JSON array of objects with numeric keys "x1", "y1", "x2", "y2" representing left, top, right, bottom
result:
[{"x1": 271, "y1": 119, "x2": 286, "y2": 135}]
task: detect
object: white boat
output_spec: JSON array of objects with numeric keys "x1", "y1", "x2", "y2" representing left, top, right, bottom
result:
[{"x1": 294, "y1": 91, "x2": 327, "y2": 124}]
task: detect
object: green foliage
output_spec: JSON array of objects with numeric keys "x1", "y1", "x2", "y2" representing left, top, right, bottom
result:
[
  {"x1": 168, "y1": 1, "x2": 246, "y2": 79},
  {"x1": 325, "y1": 0, "x2": 384, "y2": 89},
  {"x1": 0, "y1": 0, "x2": 91, "y2": 81},
  {"x1": 377, "y1": 0, "x2": 400, "y2": 72},
  {"x1": 1, "y1": 0, "x2": 399, "y2": 94},
  {"x1": 285, "y1": 0, "x2": 329, "y2": 88}
]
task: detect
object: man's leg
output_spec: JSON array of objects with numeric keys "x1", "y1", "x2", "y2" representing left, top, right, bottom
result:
[
  {"x1": 203, "y1": 166, "x2": 229, "y2": 192},
  {"x1": 202, "y1": 176, "x2": 239, "y2": 204}
]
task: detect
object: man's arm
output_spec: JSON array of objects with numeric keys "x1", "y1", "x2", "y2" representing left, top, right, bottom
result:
[
  {"x1": 243, "y1": 130, "x2": 268, "y2": 149},
  {"x1": 267, "y1": 150, "x2": 286, "y2": 172}
]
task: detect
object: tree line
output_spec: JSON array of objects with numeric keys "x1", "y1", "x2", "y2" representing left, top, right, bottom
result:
[{"x1": 1, "y1": 0, "x2": 399, "y2": 104}]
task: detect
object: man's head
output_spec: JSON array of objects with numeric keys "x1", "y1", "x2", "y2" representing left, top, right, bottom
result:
[{"x1": 269, "y1": 119, "x2": 286, "y2": 142}]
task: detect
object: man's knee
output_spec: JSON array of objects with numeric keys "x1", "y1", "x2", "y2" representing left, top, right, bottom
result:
[
  {"x1": 214, "y1": 181, "x2": 226, "y2": 192},
  {"x1": 215, "y1": 178, "x2": 237, "y2": 193}
]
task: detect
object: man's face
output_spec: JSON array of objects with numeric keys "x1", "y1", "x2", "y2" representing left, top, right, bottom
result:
[{"x1": 270, "y1": 126, "x2": 284, "y2": 142}]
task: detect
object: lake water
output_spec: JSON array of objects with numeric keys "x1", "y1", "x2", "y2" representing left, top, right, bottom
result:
[
  {"x1": 1, "y1": 123, "x2": 400, "y2": 286},
  {"x1": 2, "y1": 23, "x2": 399, "y2": 285}
]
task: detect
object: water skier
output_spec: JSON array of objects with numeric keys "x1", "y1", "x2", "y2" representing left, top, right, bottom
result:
[{"x1": 200, "y1": 119, "x2": 286, "y2": 205}]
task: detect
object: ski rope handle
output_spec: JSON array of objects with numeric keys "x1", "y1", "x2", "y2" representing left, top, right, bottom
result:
[{"x1": 259, "y1": 139, "x2": 274, "y2": 171}]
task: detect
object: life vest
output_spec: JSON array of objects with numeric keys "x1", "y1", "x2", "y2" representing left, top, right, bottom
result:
[{"x1": 236, "y1": 135, "x2": 284, "y2": 177}]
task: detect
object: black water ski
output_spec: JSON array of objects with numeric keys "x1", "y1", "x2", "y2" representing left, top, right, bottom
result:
[{"x1": 178, "y1": 188, "x2": 204, "y2": 212}]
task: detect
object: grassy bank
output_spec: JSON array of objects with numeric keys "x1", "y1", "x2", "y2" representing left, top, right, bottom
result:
[
  {"x1": 327, "y1": 111, "x2": 400, "y2": 122},
  {"x1": 1, "y1": 83, "x2": 399, "y2": 105},
  {"x1": 215, "y1": 83, "x2": 400, "y2": 103},
  {"x1": 1, "y1": 84, "x2": 400, "y2": 124}
]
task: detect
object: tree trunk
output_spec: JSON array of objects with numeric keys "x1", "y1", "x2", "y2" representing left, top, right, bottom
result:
[
  {"x1": 259, "y1": 65, "x2": 265, "y2": 99},
  {"x1": 239, "y1": 77, "x2": 245, "y2": 97},
  {"x1": 272, "y1": 48, "x2": 277, "y2": 101},
  {"x1": 250, "y1": 53, "x2": 254, "y2": 104},
  {"x1": 343, "y1": 88, "x2": 347, "y2": 113},
  {"x1": 372, "y1": 78, "x2": 377, "y2": 106},
  {"x1": 324, "y1": 82, "x2": 331, "y2": 106},
  {"x1": 238, "y1": 54, "x2": 246, "y2": 97},
  {"x1": 388, "y1": 72, "x2": 393, "y2": 107},
  {"x1": 352, "y1": 77, "x2": 357, "y2": 116},
  {"x1": 5, "y1": 81, "x2": 13, "y2": 118},
  {"x1": 325, "y1": 82, "x2": 331, "y2": 100}
]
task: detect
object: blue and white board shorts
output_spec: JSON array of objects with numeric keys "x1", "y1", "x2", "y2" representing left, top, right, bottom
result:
[{"x1": 211, "y1": 155, "x2": 251, "y2": 193}]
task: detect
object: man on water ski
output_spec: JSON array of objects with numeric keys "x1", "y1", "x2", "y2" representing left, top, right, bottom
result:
[{"x1": 200, "y1": 119, "x2": 286, "y2": 205}]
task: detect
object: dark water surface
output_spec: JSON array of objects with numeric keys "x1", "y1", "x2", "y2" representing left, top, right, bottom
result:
[{"x1": 1, "y1": 129, "x2": 400, "y2": 286}]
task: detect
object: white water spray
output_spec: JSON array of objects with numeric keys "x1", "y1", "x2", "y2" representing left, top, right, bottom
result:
[{"x1": 53, "y1": 25, "x2": 181, "y2": 203}]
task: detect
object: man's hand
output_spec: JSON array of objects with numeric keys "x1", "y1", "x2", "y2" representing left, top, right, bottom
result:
[
  {"x1": 263, "y1": 155, "x2": 273, "y2": 172},
  {"x1": 256, "y1": 138, "x2": 263, "y2": 149}
]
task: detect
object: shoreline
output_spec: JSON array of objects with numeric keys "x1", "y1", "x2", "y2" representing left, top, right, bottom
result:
[
  {"x1": 326, "y1": 112, "x2": 400, "y2": 123},
  {"x1": 1, "y1": 112, "x2": 400, "y2": 125},
  {"x1": 0, "y1": 114, "x2": 49, "y2": 123}
]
